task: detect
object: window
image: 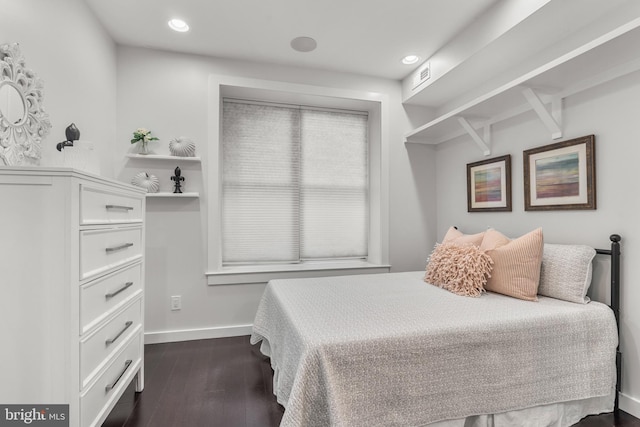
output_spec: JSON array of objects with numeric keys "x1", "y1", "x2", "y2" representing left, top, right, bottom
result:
[
  {"x1": 206, "y1": 76, "x2": 389, "y2": 284},
  {"x1": 222, "y1": 99, "x2": 368, "y2": 265}
]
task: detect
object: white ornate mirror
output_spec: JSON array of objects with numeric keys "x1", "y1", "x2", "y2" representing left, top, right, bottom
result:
[{"x1": 0, "y1": 43, "x2": 51, "y2": 166}]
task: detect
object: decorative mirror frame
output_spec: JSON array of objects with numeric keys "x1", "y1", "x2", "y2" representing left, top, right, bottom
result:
[{"x1": 0, "y1": 43, "x2": 51, "y2": 166}]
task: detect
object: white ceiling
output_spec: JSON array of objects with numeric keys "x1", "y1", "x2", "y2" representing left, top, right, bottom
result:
[{"x1": 84, "y1": 0, "x2": 499, "y2": 80}]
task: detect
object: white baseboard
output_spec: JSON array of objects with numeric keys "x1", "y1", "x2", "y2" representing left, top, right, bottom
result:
[
  {"x1": 620, "y1": 392, "x2": 640, "y2": 418},
  {"x1": 144, "y1": 324, "x2": 253, "y2": 344}
]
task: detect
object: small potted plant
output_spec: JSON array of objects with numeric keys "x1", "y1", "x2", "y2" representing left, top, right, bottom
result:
[{"x1": 131, "y1": 128, "x2": 159, "y2": 155}]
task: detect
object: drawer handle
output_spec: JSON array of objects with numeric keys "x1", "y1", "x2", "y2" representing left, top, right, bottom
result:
[
  {"x1": 105, "y1": 321, "x2": 134, "y2": 346},
  {"x1": 105, "y1": 282, "x2": 134, "y2": 300},
  {"x1": 105, "y1": 204, "x2": 134, "y2": 211},
  {"x1": 105, "y1": 359, "x2": 132, "y2": 392},
  {"x1": 105, "y1": 242, "x2": 134, "y2": 253}
]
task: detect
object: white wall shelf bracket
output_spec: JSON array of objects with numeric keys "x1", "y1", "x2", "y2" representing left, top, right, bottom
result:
[
  {"x1": 457, "y1": 117, "x2": 491, "y2": 156},
  {"x1": 552, "y1": 97, "x2": 562, "y2": 134},
  {"x1": 522, "y1": 87, "x2": 563, "y2": 139}
]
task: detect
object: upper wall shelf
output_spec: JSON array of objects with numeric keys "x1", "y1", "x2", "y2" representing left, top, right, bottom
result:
[
  {"x1": 126, "y1": 154, "x2": 201, "y2": 162},
  {"x1": 146, "y1": 192, "x2": 199, "y2": 198},
  {"x1": 404, "y1": 19, "x2": 640, "y2": 153}
]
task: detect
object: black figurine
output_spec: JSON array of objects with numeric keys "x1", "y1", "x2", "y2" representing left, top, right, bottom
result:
[
  {"x1": 171, "y1": 166, "x2": 184, "y2": 194},
  {"x1": 66, "y1": 123, "x2": 80, "y2": 141},
  {"x1": 56, "y1": 123, "x2": 80, "y2": 151}
]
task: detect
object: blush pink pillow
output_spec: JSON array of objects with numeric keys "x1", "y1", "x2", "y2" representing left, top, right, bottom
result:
[
  {"x1": 480, "y1": 228, "x2": 544, "y2": 301},
  {"x1": 442, "y1": 226, "x2": 485, "y2": 247},
  {"x1": 425, "y1": 243, "x2": 493, "y2": 297}
]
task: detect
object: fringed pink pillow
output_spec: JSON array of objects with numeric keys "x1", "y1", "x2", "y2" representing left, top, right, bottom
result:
[{"x1": 424, "y1": 243, "x2": 493, "y2": 297}]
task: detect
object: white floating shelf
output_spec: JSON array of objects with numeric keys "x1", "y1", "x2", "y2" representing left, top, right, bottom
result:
[
  {"x1": 126, "y1": 154, "x2": 201, "y2": 162},
  {"x1": 145, "y1": 192, "x2": 199, "y2": 198},
  {"x1": 404, "y1": 18, "x2": 640, "y2": 147}
]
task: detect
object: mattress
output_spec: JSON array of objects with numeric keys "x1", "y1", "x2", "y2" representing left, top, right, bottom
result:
[{"x1": 250, "y1": 271, "x2": 618, "y2": 427}]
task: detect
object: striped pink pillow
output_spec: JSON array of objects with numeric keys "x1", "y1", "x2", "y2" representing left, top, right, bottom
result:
[{"x1": 480, "y1": 228, "x2": 544, "y2": 301}]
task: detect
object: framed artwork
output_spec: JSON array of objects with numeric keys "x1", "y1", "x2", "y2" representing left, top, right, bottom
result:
[
  {"x1": 523, "y1": 135, "x2": 596, "y2": 211},
  {"x1": 466, "y1": 154, "x2": 512, "y2": 212}
]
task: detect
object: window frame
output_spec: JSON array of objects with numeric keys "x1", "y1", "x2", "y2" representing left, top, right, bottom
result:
[{"x1": 206, "y1": 75, "x2": 390, "y2": 285}]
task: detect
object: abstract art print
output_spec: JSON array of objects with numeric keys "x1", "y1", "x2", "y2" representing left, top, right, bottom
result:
[
  {"x1": 523, "y1": 135, "x2": 596, "y2": 211},
  {"x1": 467, "y1": 155, "x2": 511, "y2": 212}
]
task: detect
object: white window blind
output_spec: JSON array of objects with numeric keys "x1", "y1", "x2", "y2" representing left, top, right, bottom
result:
[{"x1": 222, "y1": 99, "x2": 368, "y2": 265}]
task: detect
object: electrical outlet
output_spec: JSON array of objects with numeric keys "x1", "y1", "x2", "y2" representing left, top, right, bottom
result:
[{"x1": 171, "y1": 295, "x2": 181, "y2": 311}]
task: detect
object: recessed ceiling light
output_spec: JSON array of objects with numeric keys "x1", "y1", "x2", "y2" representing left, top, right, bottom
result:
[
  {"x1": 168, "y1": 18, "x2": 189, "y2": 32},
  {"x1": 402, "y1": 55, "x2": 420, "y2": 65},
  {"x1": 291, "y1": 36, "x2": 317, "y2": 53}
]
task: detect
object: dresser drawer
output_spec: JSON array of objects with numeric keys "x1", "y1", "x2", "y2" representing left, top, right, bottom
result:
[
  {"x1": 80, "y1": 184, "x2": 143, "y2": 225},
  {"x1": 80, "y1": 299, "x2": 142, "y2": 389},
  {"x1": 80, "y1": 263, "x2": 142, "y2": 335},
  {"x1": 80, "y1": 227, "x2": 142, "y2": 280},
  {"x1": 81, "y1": 332, "x2": 141, "y2": 427}
]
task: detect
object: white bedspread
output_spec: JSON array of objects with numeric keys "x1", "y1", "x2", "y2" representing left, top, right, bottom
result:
[{"x1": 250, "y1": 271, "x2": 617, "y2": 427}]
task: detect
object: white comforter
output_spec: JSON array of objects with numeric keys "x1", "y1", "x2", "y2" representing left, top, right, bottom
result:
[{"x1": 250, "y1": 271, "x2": 617, "y2": 427}]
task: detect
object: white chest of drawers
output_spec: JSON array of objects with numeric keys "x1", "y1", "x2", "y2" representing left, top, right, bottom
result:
[{"x1": 0, "y1": 167, "x2": 146, "y2": 427}]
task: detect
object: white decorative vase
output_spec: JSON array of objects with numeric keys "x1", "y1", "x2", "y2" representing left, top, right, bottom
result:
[
  {"x1": 169, "y1": 136, "x2": 196, "y2": 157},
  {"x1": 131, "y1": 172, "x2": 160, "y2": 193}
]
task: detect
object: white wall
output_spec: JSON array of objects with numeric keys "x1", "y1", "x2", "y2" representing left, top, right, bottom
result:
[
  {"x1": 114, "y1": 45, "x2": 436, "y2": 342},
  {"x1": 434, "y1": 71, "x2": 640, "y2": 414},
  {"x1": 0, "y1": 0, "x2": 117, "y2": 177}
]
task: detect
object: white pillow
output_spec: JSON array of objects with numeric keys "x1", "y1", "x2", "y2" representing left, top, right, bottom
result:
[{"x1": 538, "y1": 244, "x2": 596, "y2": 304}]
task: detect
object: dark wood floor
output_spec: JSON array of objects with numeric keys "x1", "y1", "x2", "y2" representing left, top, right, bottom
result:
[{"x1": 103, "y1": 336, "x2": 639, "y2": 427}]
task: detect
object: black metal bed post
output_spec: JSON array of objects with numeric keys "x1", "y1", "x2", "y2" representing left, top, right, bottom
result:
[
  {"x1": 597, "y1": 234, "x2": 622, "y2": 412},
  {"x1": 611, "y1": 234, "x2": 622, "y2": 412}
]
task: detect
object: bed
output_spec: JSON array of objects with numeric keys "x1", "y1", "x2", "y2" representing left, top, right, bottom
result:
[{"x1": 250, "y1": 234, "x2": 622, "y2": 427}]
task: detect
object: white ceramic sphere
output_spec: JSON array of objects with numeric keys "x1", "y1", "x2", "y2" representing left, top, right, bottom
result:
[
  {"x1": 131, "y1": 172, "x2": 160, "y2": 193},
  {"x1": 169, "y1": 136, "x2": 196, "y2": 157}
]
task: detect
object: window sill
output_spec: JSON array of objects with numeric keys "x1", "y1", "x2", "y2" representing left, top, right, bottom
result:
[{"x1": 206, "y1": 261, "x2": 391, "y2": 285}]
